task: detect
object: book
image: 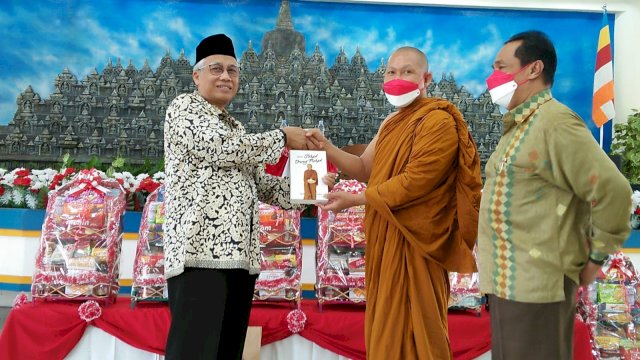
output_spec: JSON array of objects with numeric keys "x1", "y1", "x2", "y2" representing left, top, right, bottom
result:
[{"x1": 289, "y1": 150, "x2": 329, "y2": 204}]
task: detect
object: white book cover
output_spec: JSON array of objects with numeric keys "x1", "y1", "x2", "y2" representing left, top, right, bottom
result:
[{"x1": 289, "y1": 150, "x2": 329, "y2": 204}]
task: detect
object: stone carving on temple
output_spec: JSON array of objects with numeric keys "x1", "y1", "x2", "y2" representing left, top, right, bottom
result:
[{"x1": 0, "y1": 0, "x2": 502, "y2": 172}]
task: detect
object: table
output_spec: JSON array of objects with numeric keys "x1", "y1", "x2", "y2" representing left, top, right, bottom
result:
[{"x1": 0, "y1": 297, "x2": 593, "y2": 360}]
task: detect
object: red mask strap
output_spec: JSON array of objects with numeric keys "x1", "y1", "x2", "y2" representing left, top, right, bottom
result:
[{"x1": 514, "y1": 62, "x2": 534, "y2": 85}]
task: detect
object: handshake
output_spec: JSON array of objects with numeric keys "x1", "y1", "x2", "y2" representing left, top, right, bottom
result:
[{"x1": 281, "y1": 127, "x2": 330, "y2": 151}]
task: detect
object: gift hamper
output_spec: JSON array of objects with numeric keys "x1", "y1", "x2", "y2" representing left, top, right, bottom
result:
[
  {"x1": 577, "y1": 251, "x2": 640, "y2": 359},
  {"x1": 316, "y1": 180, "x2": 367, "y2": 310},
  {"x1": 448, "y1": 247, "x2": 483, "y2": 314},
  {"x1": 131, "y1": 185, "x2": 167, "y2": 307},
  {"x1": 31, "y1": 169, "x2": 126, "y2": 305},
  {"x1": 253, "y1": 202, "x2": 302, "y2": 307}
]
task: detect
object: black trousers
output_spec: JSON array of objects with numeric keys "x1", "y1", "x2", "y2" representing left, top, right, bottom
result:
[
  {"x1": 165, "y1": 268, "x2": 258, "y2": 360},
  {"x1": 488, "y1": 276, "x2": 578, "y2": 360}
]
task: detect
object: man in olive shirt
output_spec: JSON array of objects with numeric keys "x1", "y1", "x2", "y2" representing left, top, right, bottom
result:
[{"x1": 478, "y1": 30, "x2": 631, "y2": 360}]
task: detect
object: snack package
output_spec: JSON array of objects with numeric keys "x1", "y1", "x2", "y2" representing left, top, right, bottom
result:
[
  {"x1": 131, "y1": 185, "x2": 167, "y2": 305},
  {"x1": 316, "y1": 180, "x2": 367, "y2": 308},
  {"x1": 31, "y1": 169, "x2": 126, "y2": 304},
  {"x1": 577, "y1": 251, "x2": 640, "y2": 359},
  {"x1": 253, "y1": 203, "x2": 302, "y2": 306},
  {"x1": 448, "y1": 246, "x2": 482, "y2": 313},
  {"x1": 448, "y1": 271, "x2": 482, "y2": 312}
]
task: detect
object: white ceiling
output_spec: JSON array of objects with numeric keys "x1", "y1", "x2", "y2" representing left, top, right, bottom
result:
[{"x1": 303, "y1": 0, "x2": 638, "y2": 13}]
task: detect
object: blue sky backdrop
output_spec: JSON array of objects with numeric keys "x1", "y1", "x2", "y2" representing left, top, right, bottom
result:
[{"x1": 0, "y1": 0, "x2": 612, "y2": 141}]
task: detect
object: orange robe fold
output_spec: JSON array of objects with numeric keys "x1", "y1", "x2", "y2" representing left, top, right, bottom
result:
[{"x1": 364, "y1": 98, "x2": 482, "y2": 359}]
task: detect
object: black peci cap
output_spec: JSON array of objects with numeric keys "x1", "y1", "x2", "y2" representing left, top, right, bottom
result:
[{"x1": 195, "y1": 34, "x2": 236, "y2": 63}]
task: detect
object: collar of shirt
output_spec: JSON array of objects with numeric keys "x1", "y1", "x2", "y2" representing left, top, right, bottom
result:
[
  {"x1": 193, "y1": 90, "x2": 237, "y2": 127},
  {"x1": 502, "y1": 89, "x2": 553, "y2": 131},
  {"x1": 194, "y1": 91, "x2": 225, "y2": 115}
]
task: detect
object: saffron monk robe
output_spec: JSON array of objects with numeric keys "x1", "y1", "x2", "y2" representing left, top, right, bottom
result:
[{"x1": 305, "y1": 46, "x2": 482, "y2": 360}]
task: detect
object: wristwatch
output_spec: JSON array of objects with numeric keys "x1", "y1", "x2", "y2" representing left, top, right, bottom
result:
[
  {"x1": 279, "y1": 129, "x2": 288, "y2": 146},
  {"x1": 588, "y1": 255, "x2": 608, "y2": 266}
]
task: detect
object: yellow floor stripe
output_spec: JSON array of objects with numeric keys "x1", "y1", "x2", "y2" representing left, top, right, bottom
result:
[
  {"x1": 0, "y1": 230, "x2": 317, "y2": 244},
  {"x1": 0, "y1": 274, "x2": 316, "y2": 291},
  {"x1": 0, "y1": 229, "x2": 41, "y2": 237},
  {"x1": 620, "y1": 248, "x2": 640, "y2": 253},
  {"x1": 0, "y1": 229, "x2": 140, "y2": 240},
  {"x1": 0, "y1": 275, "x2": 32, "y2": 284},
  {"x1": 301, "y1": 283, "x2": 314, "y2": 291}
]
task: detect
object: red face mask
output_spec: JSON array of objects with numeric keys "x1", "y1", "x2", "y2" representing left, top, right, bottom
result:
[
  {"x1": 382, "y1": 79, "x2": 420, "y2": 107},
  {"x1": 485, "y1": 64, "x2": 531, "y2": 108}
]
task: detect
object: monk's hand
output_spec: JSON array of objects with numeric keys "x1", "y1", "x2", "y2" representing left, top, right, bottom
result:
[
  {"x1": 305, "y1": 128, "x2": 328, "y2": 150},
  {"x1": 319, "y1": 191, "x2": 356, "y2": 213},
  {"x1": 323, "y1": 172, "x2": 337, "y2": 190},
  {"x1": 579, "y1": 260, "x2": 602, "y2": 287},
  {"x1": 283, "y1": 126, "x2": 308, "y2": 150}
]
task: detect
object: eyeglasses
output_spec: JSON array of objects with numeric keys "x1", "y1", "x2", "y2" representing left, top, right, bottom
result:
[{"x1": 206, "y1": 63, "x2": 240, "y2": 77}]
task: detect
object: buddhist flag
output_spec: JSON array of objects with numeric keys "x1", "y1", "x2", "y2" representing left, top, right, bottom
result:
[{"x1": 592, "y1": 10, "x2": 615, "y2": 128}]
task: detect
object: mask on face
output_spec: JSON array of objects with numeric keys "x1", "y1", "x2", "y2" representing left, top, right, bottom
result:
[
  {"x1": 485, "y1": 64, "x2": 531, "y2": 109},
  {"x1": 383, "y1": 79, "x2": 421, "y2": 108}
]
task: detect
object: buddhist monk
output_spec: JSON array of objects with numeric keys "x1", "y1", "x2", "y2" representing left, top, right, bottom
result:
[
  {"x1": 305, "y1": 46, "x2": 482, "y2": 359},
  {"x1": 303, "y1": 163, "x2": 318, "y2": 200}
]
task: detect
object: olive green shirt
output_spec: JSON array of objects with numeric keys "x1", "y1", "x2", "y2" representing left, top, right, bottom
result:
[{"x1": 478, "y1": 89, "x2": 631, "y2": 303}]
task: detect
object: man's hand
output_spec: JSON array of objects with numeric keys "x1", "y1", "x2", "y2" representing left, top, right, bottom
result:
[
  {"x1": 283, "y1": 127, "x2": 308, "y2": 150},
  {"x1": 319, "y1": 191, "x2": 355, "y2": 213},
  {"x1": 579, "y1": 260, "x2": 602, "y2": 287},
  {"x1": 323, "y1": 173, "x2": 337, "y2": 190},
  {"x1": 319, "y1": 191, "x2": 366, "y2": 213},
  {"x1": 305, "y1": 128, "x2": 330, "y2": 150}
]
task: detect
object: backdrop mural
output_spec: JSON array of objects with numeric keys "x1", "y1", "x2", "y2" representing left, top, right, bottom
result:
[{"x1": 0, "y1": 0, "x2": 612, "y2": 170}]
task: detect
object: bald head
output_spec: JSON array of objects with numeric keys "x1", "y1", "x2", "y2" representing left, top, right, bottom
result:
[
  {"x1": 390, "y1": 47, "x2": 429, "y2": 72},
  {"x1": 384, "y1": 46, "x2": 432, "y2": 96}
]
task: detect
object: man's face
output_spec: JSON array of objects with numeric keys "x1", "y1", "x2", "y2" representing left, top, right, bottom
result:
[
  {"x1": 492, "y1": 40, "x2": 529, "y2": 109},
  {"x1": 383, "y1": 50, "x2": 431, "y2": 92},
  {"x1": 193, "y1": 54, "x2": 239, "y2": 109},
  {"x1": 307, "y1": 164, "x2": 312, "y2": 170}
]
